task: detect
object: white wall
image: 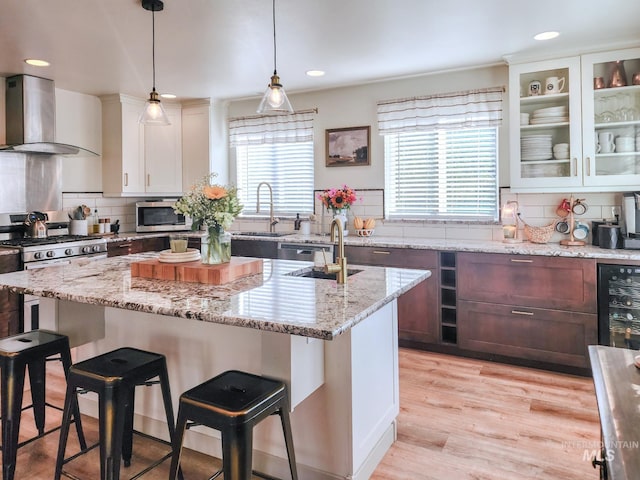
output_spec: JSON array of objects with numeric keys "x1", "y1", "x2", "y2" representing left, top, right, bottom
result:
[{"x1": 226, "y1": 64, "x2": 510, "y2": 190}]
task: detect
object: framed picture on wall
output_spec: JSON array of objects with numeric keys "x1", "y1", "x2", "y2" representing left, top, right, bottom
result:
[{"x1": 325, "y1": 126, "x2": 370, "y2": 167}]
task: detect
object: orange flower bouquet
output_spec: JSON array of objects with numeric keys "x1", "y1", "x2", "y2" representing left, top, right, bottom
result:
[{"x1": 174, "y1": 173, "x2": 243, "y2": 263}]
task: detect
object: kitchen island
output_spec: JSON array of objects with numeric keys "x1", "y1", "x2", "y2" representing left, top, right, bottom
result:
[{"x1": 0, "y1": 253, "x2": 430, "y2": 480}]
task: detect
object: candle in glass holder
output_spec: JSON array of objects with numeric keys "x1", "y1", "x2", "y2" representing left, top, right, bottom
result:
[{"x1": 503, "y1": 225, "x2": 517, "y2": 239}]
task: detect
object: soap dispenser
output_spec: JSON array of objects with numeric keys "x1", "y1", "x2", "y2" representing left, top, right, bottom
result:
[{"x1": 294, "y1": 213, "x2": 301, "y2": 230}]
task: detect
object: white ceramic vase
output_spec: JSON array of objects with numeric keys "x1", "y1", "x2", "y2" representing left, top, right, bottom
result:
[{"x1": 333, "y1": 209, "x2": 349, "y2": 236}]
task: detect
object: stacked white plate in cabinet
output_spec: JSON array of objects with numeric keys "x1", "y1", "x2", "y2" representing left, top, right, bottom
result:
[
  {"x1": 521, "y1": 134, "x2": 553, "y2": 161},
  {"x1": 530, "y1": 105, "x2": 569, "y2": 125}
]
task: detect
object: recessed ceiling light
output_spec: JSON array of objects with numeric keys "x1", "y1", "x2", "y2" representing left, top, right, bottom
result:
[
  {"x1": 534, "y1": 31, "x2": 560, "y2": 41},
  {"x1": 306, "y1": 70, "x2": 325, "y2": 77},
  {"x1": 160, "y1": 93, "x2": 176, "y2": 99},
  {"x1": 24, "y1": 58, "x2": 50, "y2": 67}
]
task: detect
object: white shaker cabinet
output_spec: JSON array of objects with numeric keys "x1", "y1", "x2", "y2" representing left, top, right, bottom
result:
[
  {"x1": 101, "y1": 94, "x2": 182, "y2": 196},
  {"x1": 181, "y1": 99, "x2": 212, "y2": 191},
  {"x1": 144, "y1": 105, "x2": 182, "y2": 193},
  {"x1": 509, "y1": 47, "x2": 640, "y2": 192}
]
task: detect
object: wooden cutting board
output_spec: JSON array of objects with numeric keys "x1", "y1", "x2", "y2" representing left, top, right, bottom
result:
[{"x1": 130, "y1": 257, "x2": 263, "y2": 285}]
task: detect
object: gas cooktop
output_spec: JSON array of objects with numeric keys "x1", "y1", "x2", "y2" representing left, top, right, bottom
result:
[{"x1": 0, "y1": 235, "x2": 99, "y2": 248}]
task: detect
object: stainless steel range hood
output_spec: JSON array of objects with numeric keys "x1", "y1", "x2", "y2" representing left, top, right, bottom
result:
[{"x1": 0, "y1": 74, "x2": 98, "y2": 156}]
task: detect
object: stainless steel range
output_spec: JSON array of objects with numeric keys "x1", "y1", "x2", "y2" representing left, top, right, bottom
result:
[
  {"x1": 0, "y1": 235, "x2": 107, "y2": 269},
  {"x1": 0, "y1": 233, "x2": 108, "y2": 332}
]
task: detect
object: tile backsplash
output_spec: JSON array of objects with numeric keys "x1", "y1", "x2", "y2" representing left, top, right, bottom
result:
[{"x1": 66, "y1": 188, "x2": 623, "y2": 245}]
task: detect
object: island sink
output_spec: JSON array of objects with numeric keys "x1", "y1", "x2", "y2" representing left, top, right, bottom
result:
[{"x1": 287, "y1": 267, "x2": 362, "y2": 280}]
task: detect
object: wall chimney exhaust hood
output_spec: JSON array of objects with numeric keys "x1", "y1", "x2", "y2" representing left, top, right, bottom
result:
[{"x1": 0, "y1": 74, "x2": 98, "y2": 156}]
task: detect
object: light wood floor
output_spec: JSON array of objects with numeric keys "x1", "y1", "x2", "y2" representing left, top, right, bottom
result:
[{"x1": 5, "y1": 348, "x2": 600, "y2": 479}]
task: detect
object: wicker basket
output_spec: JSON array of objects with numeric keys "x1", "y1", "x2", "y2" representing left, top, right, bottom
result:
[{"x1": 518, "y1": 214, "x2": 557, "y2": 244}]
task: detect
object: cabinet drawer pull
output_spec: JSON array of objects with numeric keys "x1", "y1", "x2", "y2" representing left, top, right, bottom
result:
[
  {"x1": 511, "y1": 310, "x2": 534, "y2": 316},
  {"x1": 147, "y1": 174, "x2": 151, "y2": 187},
  {"x1": 124, "y1": 173, "x2": 128, "y2": 187},
  {"x1": 118, "y1": 243, "x2": 132, "y2": 248},
  {"x1": 372, "y1": 250, "x2": 391, "y2": 255},
  {"x1": 510, "y1": 259, "x2": 533, "y2": 263}
]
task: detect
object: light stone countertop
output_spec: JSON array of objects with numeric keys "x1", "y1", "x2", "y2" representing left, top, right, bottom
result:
[
  {"x1": 229, "y1": 232, "x2": 640, "y2": 261},
  {"x1": 0, "y1": 253, "x2": 430, "y2": 340}
]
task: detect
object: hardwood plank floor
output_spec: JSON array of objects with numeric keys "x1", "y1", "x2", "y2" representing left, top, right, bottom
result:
[{"x1": 4, "y1": 348, "x2": 600, "y2": 479}]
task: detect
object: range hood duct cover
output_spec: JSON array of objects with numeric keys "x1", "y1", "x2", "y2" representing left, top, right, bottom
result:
[{"x1": 0, "y1": 74, "x2": 98, "y2": 156}]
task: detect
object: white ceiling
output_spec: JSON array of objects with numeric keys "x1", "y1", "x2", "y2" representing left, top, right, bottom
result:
[{"x1": 1, "y1": 0, "x2": 639, "y2": 102}]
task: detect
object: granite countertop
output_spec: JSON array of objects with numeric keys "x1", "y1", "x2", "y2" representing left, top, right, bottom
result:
[
  {"x1": 0, "y1": 253, "x2": 430, "y2": 340},
  {"x1": 588, "y1": 345, "x2": 640, "y2": 480},
  {"x1": 229, "y1": 232, "x2": 640, "y2": 261}
]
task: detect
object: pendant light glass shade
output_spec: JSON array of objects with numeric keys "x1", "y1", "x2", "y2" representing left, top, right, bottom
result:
[
  {"x1": 257, "y1": 0, "x2": 294, "y2": 114},
  {"x1": 257, "y1": 73, "x2": 293, "y2": 114},
  {"x1": 140, "y1": 89, "x2": 170, "y2": 125},
  {"x1": 140, "y1": 0, "x2": 170, "y2": 125}
]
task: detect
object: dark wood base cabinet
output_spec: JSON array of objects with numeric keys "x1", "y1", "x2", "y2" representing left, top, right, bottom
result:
[
  {"x1": 346, "y1": 246, "x2": 438, "y2": 344},
  {"x1": 0, "y1": 253, "x2": 21, "y2": 337},
  {"x1": 457, "y1": 252, "x2": 598, "y2": 370},
  {"x1": 458, "y1": 300, "x2": 597, "y2": 368},
  {"x1": 107, "y1": 237, "x2": 169, "y2": 257}
]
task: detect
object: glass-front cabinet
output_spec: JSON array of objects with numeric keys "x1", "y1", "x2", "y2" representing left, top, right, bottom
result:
[
  {"x1": 582, "y1": 48, "x2": 640, "y2": 188},
  {"x1": 509, "y1": 47, "x2": 640, "y2": 192},
  {"x1": 509, "y1": 57, "x2": 583, "y2": 190}
]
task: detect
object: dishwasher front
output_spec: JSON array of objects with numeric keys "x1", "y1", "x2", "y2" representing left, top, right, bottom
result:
[{"x1": 277, "y1": 242, "x2": 334, "y2": 262}]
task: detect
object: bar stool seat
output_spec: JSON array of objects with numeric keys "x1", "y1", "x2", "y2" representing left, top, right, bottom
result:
[
  {"x1": 0, "y1": 329, "x2": 86, "y2": 480},
  {"x1": 54, "y1": 347, "x2": 182, "y2": 480},
  {"x1": 169, "y1": 370, "x2": 298, "y2": 480}
]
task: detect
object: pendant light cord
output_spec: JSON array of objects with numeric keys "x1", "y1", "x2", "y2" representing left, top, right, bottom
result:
[
  {"x1": 152, "y1": 6, "x2": 156, "y2": 91},
  {"x1": 272, "y1": 0, "x2": 277, "y2": 75}
]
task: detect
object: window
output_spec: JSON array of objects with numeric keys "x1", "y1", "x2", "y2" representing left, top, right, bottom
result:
[
  {"x1": 384, "y1": 128, "x2": 498, "y2": 220},
  {"x1": 229, "y1": 110, "x2": 315, "y2": 215},
  {"x1": 378, "y1": 87, "x2": 502, "y2": 221},
  {"x1": 235, "y1": 142, "x2": 314, "y2": 215}
]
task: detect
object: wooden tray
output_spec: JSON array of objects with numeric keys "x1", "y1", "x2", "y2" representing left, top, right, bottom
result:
[{"x1": 130, "y1": 257, "x2": 263, "y2": 285}]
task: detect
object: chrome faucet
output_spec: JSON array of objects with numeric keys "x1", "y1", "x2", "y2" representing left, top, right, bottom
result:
[
  {"x1": 324, "y1": 218, "x2": 348, "y2": 284},
  {"x1": 256, "y1": 181, "x2": 279, "y2": 233}
]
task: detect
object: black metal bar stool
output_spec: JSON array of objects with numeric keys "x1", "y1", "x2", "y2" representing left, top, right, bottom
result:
[
  {"x1": 54, "y1": 347, "x2": 182, "y2": 480},
  {"x1": 0, "y1": 329, "x2": 87, "y2": 480},
  {"x1": 169, "y1": 370, "x2": 298, "y2": 480}
]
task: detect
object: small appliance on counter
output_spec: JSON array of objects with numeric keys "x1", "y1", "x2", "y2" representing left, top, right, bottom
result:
[
  {"x1": 135, "y1": 200, "x2": 192, "y2": 233},
  {"x1": 621, "y1": 193, "x2": 640, "y2": 249}
]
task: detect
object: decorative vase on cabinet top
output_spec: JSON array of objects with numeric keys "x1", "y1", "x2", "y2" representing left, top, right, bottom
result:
[{"x1": 608, "y1": 60, "x2": 627, "y2": 88}]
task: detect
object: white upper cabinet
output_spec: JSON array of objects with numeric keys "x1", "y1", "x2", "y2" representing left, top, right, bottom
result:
[
  {"x1": 509, "y1": 47, "x2": 640, "y2": 192},
  {"x1": 581, "y1": 48, "x2": 640, "y2": 188},
  {"x1": 101, "y1": 94, "x2": 182, "y2": 197},
  {"x1": 509, "y1": 57, "x2": 583, "y2": 191},
  {"x1": 144, "y1": 105, "x2": 182, "y2": 193}
]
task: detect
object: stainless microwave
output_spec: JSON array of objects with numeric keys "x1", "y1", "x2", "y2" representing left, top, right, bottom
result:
[{"x1": 135, "y1": 200, "x2": 192, "y2": 232}]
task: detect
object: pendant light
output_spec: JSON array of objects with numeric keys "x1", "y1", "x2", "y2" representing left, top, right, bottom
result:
[
  {"x1": 257, "y1": 0, "x2": 294, "y2": 114},
  {"x1": 139, "y1": 0, "x2": 170, "y2": 125}
]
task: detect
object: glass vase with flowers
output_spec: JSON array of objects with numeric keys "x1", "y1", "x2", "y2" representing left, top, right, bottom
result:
[
  {"x1": 317, "y1": 185, "x2": 358, "y2": 236},
  {"x1": 174, "y1": 173, "x2": 243, "y2": 264}
]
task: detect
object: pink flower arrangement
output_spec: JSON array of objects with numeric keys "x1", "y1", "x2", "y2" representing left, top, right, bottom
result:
[{"x1": 318, "y1": 185, "x2": 358, "y2": 213}]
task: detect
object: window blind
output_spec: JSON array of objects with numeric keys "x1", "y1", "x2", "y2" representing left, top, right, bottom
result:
[
  {"x1": 230, "y1": 110, "x2": 316, "y2": 215},
  {"x1": 377, "y1": 87, "x2": 503, "y2": 135},
  {"x1": 384, "y1": 128, "x2": 498, "y2": 220},
  {"x1": 229, "y1": 111, "x2": 314, "y2": 146},
  {"x1": 236, "y1": 142, "x2": 314, "y2": 215},
  {"x1": 379, "y1": 87, "x2": 502, "y2": 221}
]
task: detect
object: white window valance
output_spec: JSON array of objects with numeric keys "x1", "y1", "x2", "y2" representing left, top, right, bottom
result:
[
  {"x1": 229, "y1": 110, "x2": 315, "y2": 147},
  {"x1": 377, "y1": 87, "x2": 504, "y2": 135}
]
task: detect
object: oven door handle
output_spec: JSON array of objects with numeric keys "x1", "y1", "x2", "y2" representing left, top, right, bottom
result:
[{"x1": 25, "y1": 260, "x2": 72, "y2": 270}]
